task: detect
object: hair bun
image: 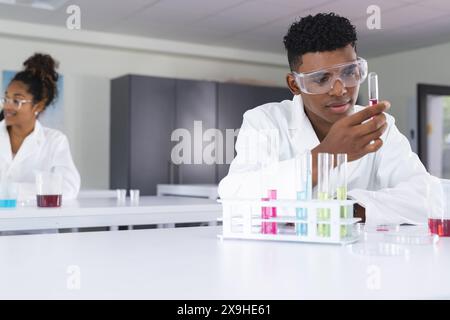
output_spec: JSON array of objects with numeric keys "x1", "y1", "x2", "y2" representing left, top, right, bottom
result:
[{"x1": 23, "y1": 53, "x2": 59, "y2": 83}]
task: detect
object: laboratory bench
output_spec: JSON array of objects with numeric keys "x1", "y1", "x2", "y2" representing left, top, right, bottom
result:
[
  {"x1": 156, "y1": 184, "x2": 218, "y2": 199},
  {"x1": 0, "y1": 196, "x2": 221, "y2": 232},
  {"x1": 0, "y1": 226, "x2": 448, "y2": 299}
]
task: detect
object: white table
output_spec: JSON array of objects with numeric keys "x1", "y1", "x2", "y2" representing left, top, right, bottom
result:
[
  {"x1": 77, "y1": 189, "x2": 117, "y2": 199},
  {"x1": 157, "y1": 184, "x2": 218, "y2": 200},
  {"x1": 0, "y1": 226, "x2": 448, "y2": 299},
  {"x1": 0, "y1": 196, "x2": 221, "y2": 232}
]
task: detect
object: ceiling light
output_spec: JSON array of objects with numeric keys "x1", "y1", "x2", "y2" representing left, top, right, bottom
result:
[{"x1": 0, "y1": 0, "x2": 70, "y2": 10}]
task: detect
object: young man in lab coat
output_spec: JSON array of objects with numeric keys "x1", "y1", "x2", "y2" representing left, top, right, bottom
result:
[{"x1": 218, "y1": 13, "x2": 439, "y2": 225}]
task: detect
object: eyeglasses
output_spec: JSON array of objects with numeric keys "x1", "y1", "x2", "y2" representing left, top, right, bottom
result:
[
  {"x1": 0, "y1": 97, "x2": 33, "y2": 110},
  {"x1": 292, "y1": 57, "x2": 368, "y2": 95}
]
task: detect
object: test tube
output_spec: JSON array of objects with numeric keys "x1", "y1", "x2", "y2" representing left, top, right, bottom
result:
[
  {"x1": 368, "y1": 72, "x2": 378, "y2": 106},
  {"x1": 261, "y1": 194, "x2": 277, "y2": 235},
  {"x1": 295, "y1": 151, "x2": 312, "y2": 236},
  {"x1": 317, "y1": 153, "x2": 331, "y2": 237},
  {"x1": 259, "y1": 158, "x2": 278, "y2": 235},
  {"x1": 267, "y1": 189, "x2": 278, "y2": 234},
  {"x1": 336, "y1": 154, "x2": 349, "y2": 238},
  {"x1": 261, "y1": 197, "x2": 270, "y2": 234},
  {"x1": 325, "y1": 153, "x2": 334, "y2": 237}
]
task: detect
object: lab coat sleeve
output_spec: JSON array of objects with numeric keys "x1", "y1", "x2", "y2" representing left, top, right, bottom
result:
[
  {"x1": 218, "y1": 109, "x2": 298, "y2": 200},
  {"x1": 347, "y1": 115, "x2": 442, "y2": 226},
  {"x1": 50, "y1": 135, "x2": 81, "y2": 200}
]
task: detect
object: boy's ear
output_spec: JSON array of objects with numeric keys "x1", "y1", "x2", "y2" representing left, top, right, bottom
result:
[{"x1": 286, "y1": 73, "x2": 301, "y2": 95}]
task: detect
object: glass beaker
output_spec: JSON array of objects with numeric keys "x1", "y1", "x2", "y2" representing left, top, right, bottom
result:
[
  {"x1": 35, "y1": 171, "x2": 63, "y2": 208},
  {"x1": 0, "y1": 181, "x2": 18, "y2": 208},
  {"x1": 428, "y1": 177, "x2": 449, "y2": 237}
]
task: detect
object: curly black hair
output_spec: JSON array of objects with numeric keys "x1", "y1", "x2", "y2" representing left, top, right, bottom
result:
[
  {"x1": 283, "y1": 13, "x2": 357, "y2": 71},
  {"x1": 12, "y1": 53, "x2": 59, "y2": 108}
]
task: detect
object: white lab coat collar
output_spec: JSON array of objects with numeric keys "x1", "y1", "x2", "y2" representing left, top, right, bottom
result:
[
  {"x1": 288, "y1": 94, "x2": 321, "y2": 153},
  {"x1": 0, "y1": 120, "x2": 45, "y2": 164},
  {"x1": 287, "y1": 94, "x2": 304, "y2": 129}
]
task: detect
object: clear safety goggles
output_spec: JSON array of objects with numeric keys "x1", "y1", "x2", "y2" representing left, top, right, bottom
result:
[
  {"x1": 0, "y1": 97, "x2": 33, "y2": 110},
  {"x1": 292, "y1": 57, "x2": 368, "y2": 95}
]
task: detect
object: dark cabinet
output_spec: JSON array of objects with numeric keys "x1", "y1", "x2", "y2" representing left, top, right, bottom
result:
[
  {"x1": 110, "y1": 75, "x2": 175, "y2": 195},
  {"x1": 110, "y1": 76, "x2": 131, "y2": 191},
  {"x1": 217, "y1": 83, "x2": 292, "y2": 181},
  {"x1": 175, "y1": 80, "x2": 217, "y2": 184},
  {"x1": 110, "y1": 75, "x2": 292, "y2": 195}
]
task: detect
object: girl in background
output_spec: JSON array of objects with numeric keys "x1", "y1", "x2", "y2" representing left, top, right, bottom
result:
[{"x1": 0, "y1": 53, "x2": 80, "y2": 201}]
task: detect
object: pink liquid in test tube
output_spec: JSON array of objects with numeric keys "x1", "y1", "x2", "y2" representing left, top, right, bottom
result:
[
  {"x1": 268, "y1": 189, "x2": 277, "y2": 216},
  {"x1": 261, "y1": 197, "x2": 271, "y2": 234},
  {"x1": 261, "y1": 189, "x2": 278, "y2": 234}
]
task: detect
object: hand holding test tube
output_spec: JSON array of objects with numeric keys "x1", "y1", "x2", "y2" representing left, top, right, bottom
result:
[{"x1": 309, "y1": 70, "x2": 388, "y2": 188}]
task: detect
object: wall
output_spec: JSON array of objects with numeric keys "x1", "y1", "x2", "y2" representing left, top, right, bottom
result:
[
  {"x1": 0, "y1": 19, "x2": 289, "y2": 189},
  {"x1": 4, "y1": 18, "x2": 449, "y2": 188},
  {"x1": 365, "y1": 41, "x2": 450, "y2": 151}
]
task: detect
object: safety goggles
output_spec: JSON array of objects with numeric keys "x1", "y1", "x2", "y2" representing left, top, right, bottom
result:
[
  {"x1": 292, "y1": 57, "x2": 368, "y2": 95},
  {"x1": 0, "y1": 97, "x2": 33, "y2": 110}
]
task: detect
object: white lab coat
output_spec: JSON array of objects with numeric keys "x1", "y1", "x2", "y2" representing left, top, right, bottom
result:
[
  {"x1": 0, "y1": 120, "x2": 80, "y2": 201},
  {"x1": 218, "y1": 94, "x2": 439, "y2": 226}
]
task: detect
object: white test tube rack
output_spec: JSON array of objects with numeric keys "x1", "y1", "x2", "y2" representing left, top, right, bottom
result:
[{"x1": 218, "y1": 198, "x2": 361, "y2": 245}]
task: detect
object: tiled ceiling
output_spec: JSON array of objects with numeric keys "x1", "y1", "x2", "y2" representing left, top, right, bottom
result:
[{"x1": 0, "y1": 0, "x2": 450, "y2": 58}]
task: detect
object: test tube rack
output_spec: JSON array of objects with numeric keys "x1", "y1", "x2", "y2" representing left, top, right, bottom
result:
[{"x1": 218, "y1": 198, "x2": 361, "y2": 245}]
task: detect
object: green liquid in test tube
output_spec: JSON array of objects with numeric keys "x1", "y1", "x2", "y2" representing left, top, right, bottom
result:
[
  {"x1": 325, "y1": 153, "x2": 334, "y2": 237},
  {"x1": 317, "y1": 191, "x2": 329, "y2": 237},
  {"x1": 317, "y1": 153, "x2": 332, "y2": 237},
  {"x1": 336, "y1": 154, "x2": 349, "y2": 238}
]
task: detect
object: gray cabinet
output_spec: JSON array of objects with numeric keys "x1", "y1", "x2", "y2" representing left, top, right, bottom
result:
[
  {"x1": 110, "y1": 75, "x2": 292, "y2": 195},
  {"x1": 110, "y1": 75, "x2": 176, "y2": 195},
  {"x1": 175, "y1": 79, "x2": 217, "y2": 184},
  {"x1": 110, "y1": 76, "x2": 131, "y2": 191},
  {"x1": 217, "y1": 83, "x2": 292, "y2": 181}
]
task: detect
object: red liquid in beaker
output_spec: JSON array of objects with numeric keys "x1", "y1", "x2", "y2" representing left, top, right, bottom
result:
[
  {"x1": 428, "y1": 218, "x2": 450, "y2": 237},
  {"x1": 369, "y1": 99, "x2": 378, "y2": 106},
  {"x1": 37, "y1": 195, "x2": 62, "y2": 207}
]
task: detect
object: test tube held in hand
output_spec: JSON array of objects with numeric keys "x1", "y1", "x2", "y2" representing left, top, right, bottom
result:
[{"x1": 368, "y1": 72, "x2": 378, "y2": 106}]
